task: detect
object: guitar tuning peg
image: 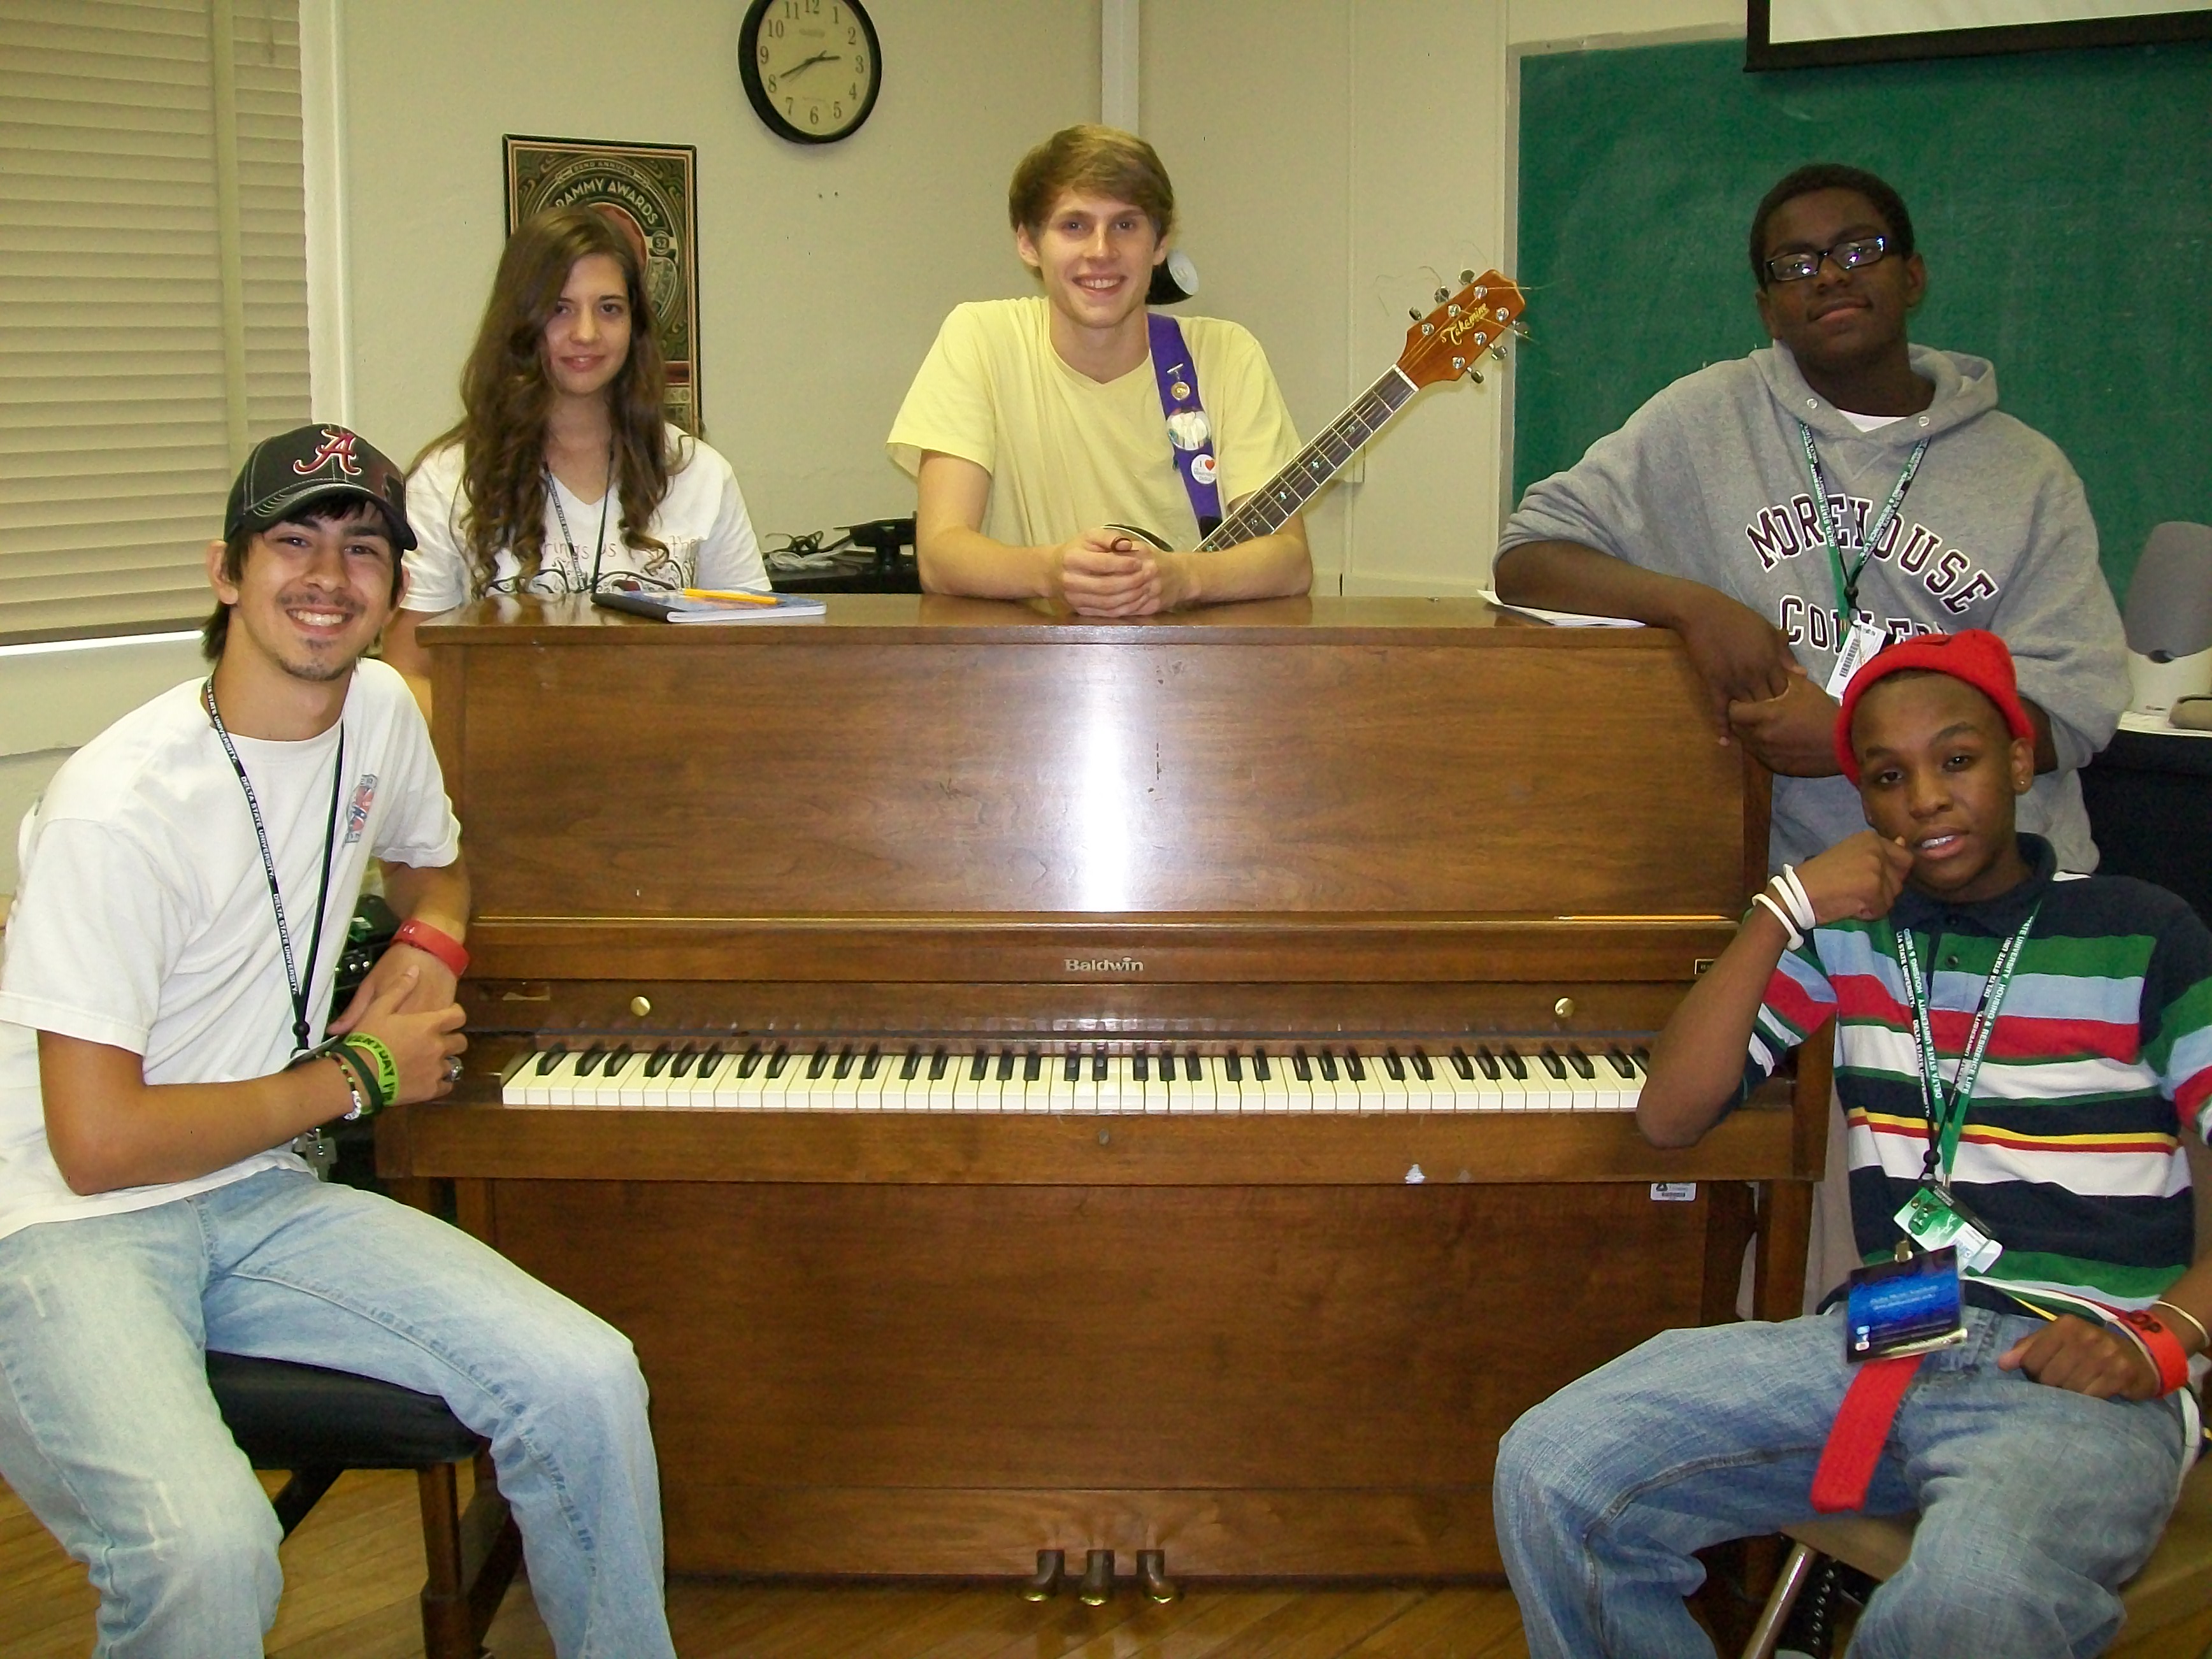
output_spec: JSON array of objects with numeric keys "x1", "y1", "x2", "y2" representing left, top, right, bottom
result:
[
  {"x1": 1490, "y1": 345, "x2": 1507, "y2": 361},
  {"x1": 1460, "y1": 269, "x2": 1476, "y2": 284},
  {"x1": 1469, "y1": 368, "x2": 1485, "y2": 385},
  {"x1": 1409, "y1": 307, "x2": 1423, "y2": 322},
  {"x1": 1434, "y1": 287, "x2": 1450, "y2": 303}
]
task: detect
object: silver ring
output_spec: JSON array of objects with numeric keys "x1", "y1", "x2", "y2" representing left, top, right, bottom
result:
[{"x1": 443, "y1": 1056, "x2": 464, "y2": 1084}]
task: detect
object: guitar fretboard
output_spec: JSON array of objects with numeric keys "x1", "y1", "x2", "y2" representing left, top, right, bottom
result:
[{"x1": 1197, "y1": 365, "x2": 1421, "y2": 552}]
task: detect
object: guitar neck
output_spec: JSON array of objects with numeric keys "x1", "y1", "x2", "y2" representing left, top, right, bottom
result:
[{"x1": 1196, "y1": 364, "x2": 1422, "y2": 552}]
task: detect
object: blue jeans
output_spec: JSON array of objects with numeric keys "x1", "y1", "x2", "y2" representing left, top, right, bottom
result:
[
  {"x1": 1495, "y1": 1307, "x2": 2189, "y2": 1659},
  {"x1": 0, "y1": 1168, "x2": 674, "y2": 1658}
]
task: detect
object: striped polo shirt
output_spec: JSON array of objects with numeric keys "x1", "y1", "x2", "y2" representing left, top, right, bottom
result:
[{"x1": 1742, "y1": 836, "x2": 2212, "y2": 1313}]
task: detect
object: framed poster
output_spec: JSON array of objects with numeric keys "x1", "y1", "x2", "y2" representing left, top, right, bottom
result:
[
  {"x1": 505, "y1": 134, "x2": 701, "y2": 433},
  {"x1": 1747, "y1": 0, "x2": 2212, "y2": 68}
]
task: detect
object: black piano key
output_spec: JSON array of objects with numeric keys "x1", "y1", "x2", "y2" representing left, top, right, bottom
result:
[
  {"x1": 644, "y1": 1047, "x2": 675, "y2": 1078},
  {"x1": 1225, "y1": 1049, "x2": 1244, "y2": 1082},
  {"x1": 695, "y1": 1048, "x2": 727, "y2": 1079},
  {"x1": 1449, "y1": 1045, "x2": 1475, "y2": 1081},
  {"x1": 1383, "y1": 1047, "x2": 1405, "y2": 1082},
  {"x1": 1539, "y1": 1048, "x2": 1567, "y2": 1081},
  {"x1": 1293, "y1": 1047, "x2": 1313, "y2": 1083},
  {"x1": 1567, "y1": 1047, "x2": 1595, "y2": 1080},
  {"x1": 1184, "y1": 1050, "x2": 1202, "y2": 1082},
  {"x1": 573, "y1": 1043, "x2": 608, "y2": 1078},
  {"x1": 533, "y1": 1043, "x2": 567, "y2": 1075},
  {"x1": 670, "y1": 1048, "x2": 699, "y2": 1077},
  {"x1": 1133, "y1": 1051, "x2": 1150, "y2": 1083},
  {"x1": 1501, "y1": 1048, "x2": 1528, "y2": 1081},
  {"x1": 1472, "y1": 1045, "x2": 1500, "y2": 1081},
  {"x1": 968, "y1": 1051, "x2": 989, "y2": 1082},
  {"x1": 736, "y1": 1043, "x2": 765, "y2": 1079},
  {"x1": 1632, "y1": 1045, "x2": 1653, "y2": 1074},
  {"x1": 1253, "y1": 1047, "x2": 1272, "y2": 1082},
  {"x1": 1340, "y1": 1050, "x2": 1362, "y2": 1083},
  {"x1": 860, "y1": 1045, "x2": 882, "y2": 1079},
  {"x1": 900, "y1": 1046, "x2": 923, "y2": 1081},
  {"x1": 928, "y1": 1047, "x2": 949, "y2": 1082},
  {"x1": 766, "y1": 1045, "x2": 791, "y2": 1079},
  {"x1": 1064, "y1": 1052, "x2": 1081, "y2": 1083},
  {"x1": 996, "y1": 1049, "x2": 1016, "y2": 1082},
  {"x1": 807, "y1": 1048, "x2": 833, "y2": 1081},
  {"x1": 1092, "y1": 1049, "x2": 1109, "y2": 1082},
  {"x1": 833, "y1": 1047, "x2": 856, "y2": 1080},
  {"x1": 1023, "y1": 1049, "x2": 1042, "y2": 1082},
  {"x1": 1410, "y1": 1048, "x2": 1434, "y2": 1082}
]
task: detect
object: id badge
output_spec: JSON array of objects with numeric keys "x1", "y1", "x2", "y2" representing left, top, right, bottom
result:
[
  {"x1": 1823, "y1": 619, "x2": 1892, "y2": 700},
  {"x1": 1894, "y1": 1183, "x2": 2004, "y2": 1274},
  {"x1": 1845, "y1": 1246, "x2": 1967, "y2": 1361}
]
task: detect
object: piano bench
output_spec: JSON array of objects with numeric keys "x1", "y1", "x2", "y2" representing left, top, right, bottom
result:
[{"x1": 207, "y1": 1351, "x2": 522, "y2": 1659}]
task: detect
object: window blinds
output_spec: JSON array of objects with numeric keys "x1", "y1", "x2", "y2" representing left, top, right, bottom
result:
[{"x1": 0, "y1": 0, "x2": 309, "y2": 640}]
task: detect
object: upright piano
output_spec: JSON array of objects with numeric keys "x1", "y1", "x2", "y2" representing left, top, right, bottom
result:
[{"x1": 381, "y1": 593, "x2": 1825, "y2": 1581}]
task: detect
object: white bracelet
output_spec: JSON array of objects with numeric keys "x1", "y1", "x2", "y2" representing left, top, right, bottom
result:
[
  {"x1": 1773, "y1": 865, "x2": 1818, "y2": 933},
  {"x1": 2155, "y1": 1298, "x2": 2211, "y2": 1353},
  {"x1": 1750, "y1": 891, "x2": 1804, "y2": 950}
]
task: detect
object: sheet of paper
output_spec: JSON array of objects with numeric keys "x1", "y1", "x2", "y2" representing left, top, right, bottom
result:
[
  {"x1": 1478, "y1": 588, "x2": 1644, "y2": 628},
  {"x1": 2118, "y1": 709, "x2": 2212, "y2": 740}
]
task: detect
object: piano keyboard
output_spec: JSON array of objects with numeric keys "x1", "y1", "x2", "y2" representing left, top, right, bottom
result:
[{"x1": 499, "y1": 1041, "x2": 1651, "y2": 1112}]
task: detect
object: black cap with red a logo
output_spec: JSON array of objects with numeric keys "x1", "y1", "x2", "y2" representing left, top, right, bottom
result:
[{"x1": 223, "y1": 424, "x2": 416, "y2": 551}]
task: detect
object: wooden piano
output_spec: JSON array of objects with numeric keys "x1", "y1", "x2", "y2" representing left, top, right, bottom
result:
[{"x1": 382, "y1": 592, "x2": 1825, "y2": 1582}]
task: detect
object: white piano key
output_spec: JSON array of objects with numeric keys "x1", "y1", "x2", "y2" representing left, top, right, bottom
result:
[
  {"x1": 626, "y1": 1045, "x2": 685, "y2": 1108},
  {"x1": 508, "y1": 1047, "x2": 572, "y2": 1107},
  {"x1": 1168, "y1": 1049, "x2": 1216, "y2": 1114},
  {"x1": 916, "y1": 1047, "x2": 960, "y2": 1111},
  {"x1": 1206, "y1": 1051, "x2": 1245, "y2": 1113},
  {"x1": 880, "y1": 1045, "x2": 924, "y2": 1110},
  {"x1": 673, "y1": 1047, "x2": 733, "y2": 1107},
  {"x1": 569, "y1": 1046, "x2": 639, "y2": 1108},
  {"x1": 1374, "y1": 1047, "x2": 1412, "y2": 1112},
  {"x1": 1339, "y1": 1047, "x2": 1391, "y2": 1114},
  {"x1": 1403, "y1": 1047, "x2": 1440, "y2": 1111}
]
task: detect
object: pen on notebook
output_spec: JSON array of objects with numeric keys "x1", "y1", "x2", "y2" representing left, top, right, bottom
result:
[{"x1": 682, "y1": 588, "x2": 779, "y2": 605}]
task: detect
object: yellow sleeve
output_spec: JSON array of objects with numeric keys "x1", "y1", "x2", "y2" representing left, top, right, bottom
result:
[
  {"x1": 1191, "y1": 319, "x2": 1301, "y2": 506},
  {"x1": 886, "y1": 304, "x2": 998, "y2": 478}
]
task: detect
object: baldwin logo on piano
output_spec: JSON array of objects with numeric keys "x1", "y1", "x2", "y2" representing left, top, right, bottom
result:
[{"x1": 1065, "y1": 956, "x2": 1144, "y2": 975}]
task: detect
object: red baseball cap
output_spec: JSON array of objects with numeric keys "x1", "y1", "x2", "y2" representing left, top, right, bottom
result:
[{"x1": 1834, "y1": 629, "x2": 2035, "y2": 783}]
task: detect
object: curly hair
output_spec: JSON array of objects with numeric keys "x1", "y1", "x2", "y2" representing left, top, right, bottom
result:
[{"x1": 422, "y1": 207, "x2": 675, "y2": 589}]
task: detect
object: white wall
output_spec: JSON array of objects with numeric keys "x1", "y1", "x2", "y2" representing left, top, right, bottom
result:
[{"x1": 333, "y1": 0, "x2": 1100, "y2": 539}]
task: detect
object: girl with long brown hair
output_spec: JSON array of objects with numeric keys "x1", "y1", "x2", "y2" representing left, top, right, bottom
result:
[{"x1": 384, "y1": 208, "x2": 763, "y2": 703}]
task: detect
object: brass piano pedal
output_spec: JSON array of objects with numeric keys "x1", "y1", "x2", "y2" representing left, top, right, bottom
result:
[
  {"x1": 1077, "y1": 1546, "x2": 1116, "y2": 1605},
  {"x1": 1021, "y1": 1548, "x2": 1064, "y2": 1602},
  {"x1": 1136, "y1": 1548, "x2": 1178, "y2": 1603}
]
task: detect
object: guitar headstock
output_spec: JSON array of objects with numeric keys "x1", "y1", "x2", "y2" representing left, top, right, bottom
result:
[{"x1": 1397, "y1": 269, "x2": 1528, "y2": 388}]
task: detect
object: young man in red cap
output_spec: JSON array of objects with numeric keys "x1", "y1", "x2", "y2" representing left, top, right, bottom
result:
[
  {"x1": 1493, "y1": 629, "x2": 2209, "y2": 1658},
  {"x1": 0, "y1": 426, "x2": 676, "y2": 1655}
]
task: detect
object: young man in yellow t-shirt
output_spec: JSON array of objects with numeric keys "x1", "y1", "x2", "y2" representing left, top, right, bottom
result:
[{"x1": 887, "y1": 126, "x2": 1311, "y2": 617}]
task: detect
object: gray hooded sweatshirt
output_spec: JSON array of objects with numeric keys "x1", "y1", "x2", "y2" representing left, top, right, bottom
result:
[{"x1": 1500, "y1": 342, "x2": 2127, "y2": 872}]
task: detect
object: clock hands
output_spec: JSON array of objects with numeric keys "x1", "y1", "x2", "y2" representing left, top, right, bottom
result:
[{"x1": 782, "y1": 50, "x2": 842, "y2": 76}]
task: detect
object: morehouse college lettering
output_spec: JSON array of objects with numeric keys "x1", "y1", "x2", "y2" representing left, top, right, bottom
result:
[{"x1": 1744, "y1": 490, "x2": 2001, "y2": 651}]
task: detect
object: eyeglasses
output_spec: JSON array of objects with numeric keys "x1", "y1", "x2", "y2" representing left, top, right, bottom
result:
[{"x1": 1762, "y1": 234, "x2": 1890, "y2": 285}]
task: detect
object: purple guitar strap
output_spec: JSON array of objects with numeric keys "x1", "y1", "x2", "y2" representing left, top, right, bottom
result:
[{"x1": 1146, "y1": 312, "x2": 1222, "y2": 536}]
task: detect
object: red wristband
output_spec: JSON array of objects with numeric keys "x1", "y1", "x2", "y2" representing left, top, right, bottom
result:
[
  {"x1": 393, "y1": 917, "x2": 469, "y2": 978},
  {"x1": 2113, "y1": 1307, "x2": 2193, "y2": 1396}
]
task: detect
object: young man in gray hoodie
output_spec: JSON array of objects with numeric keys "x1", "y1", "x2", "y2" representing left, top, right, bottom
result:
[{"x1": 1493, "y1": 162, "x2": 2127, "y2": 875}]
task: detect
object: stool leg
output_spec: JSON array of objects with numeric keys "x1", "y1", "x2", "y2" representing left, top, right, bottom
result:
[
  {"x1": 269, "y1": 1466, "x2": 341, "y2": 1538},
  {"x1": 1741, "y1": 1542, "x2": 1821, "y2": 1659},
  {"x1": 417, "y1": 1462, "x2": 478, "y2": 1659}
]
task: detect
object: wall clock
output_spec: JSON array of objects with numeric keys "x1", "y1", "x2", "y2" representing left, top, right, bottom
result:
[{"x1": 739, "y1": 0, "x2": 882, "y2": 145}]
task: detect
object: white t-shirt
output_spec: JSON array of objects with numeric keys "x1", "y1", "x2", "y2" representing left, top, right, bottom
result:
[
  {"x1": 0, "y1": 661, "x2": 461, "y2": 1242},
  {"x1": 402, "y1": 425, "x2": 767, "y2": 610}
]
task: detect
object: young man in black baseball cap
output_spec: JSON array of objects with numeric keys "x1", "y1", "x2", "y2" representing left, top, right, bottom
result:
[{"x1": 0, "y1": 426, "x2": 676, "y2": 1655}]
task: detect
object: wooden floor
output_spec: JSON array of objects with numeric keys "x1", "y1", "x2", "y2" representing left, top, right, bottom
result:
[{"x1": 7, "y1": 1469, "x2": 2208, "y2": 1658}]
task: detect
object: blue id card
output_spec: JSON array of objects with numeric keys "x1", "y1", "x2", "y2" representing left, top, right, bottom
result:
[{"x1": 1845, "y1": 1246, "x2": 1967, "y2": 1362}]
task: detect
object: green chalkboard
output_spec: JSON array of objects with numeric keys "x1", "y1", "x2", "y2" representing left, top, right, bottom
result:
[{"x1": 1513, "y1": 36, "x2": 2211, "y2": 601}]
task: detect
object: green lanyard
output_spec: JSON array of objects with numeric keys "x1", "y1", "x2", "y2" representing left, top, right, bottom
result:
[
  {"x1": 1797, "y1": 421, "x2": 1927, "y2": 617},
  {"x1": 1891, "y1": 904, "x2": 2039, "y2": 1183}
]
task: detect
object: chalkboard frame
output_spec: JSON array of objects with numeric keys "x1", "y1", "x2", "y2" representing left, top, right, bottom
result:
[{"x1": 1746, "y1": 0, "x2": 2212, "y2": 71}]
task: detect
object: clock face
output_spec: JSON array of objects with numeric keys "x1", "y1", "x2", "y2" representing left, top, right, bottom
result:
[{"x1": 739, "y1": 0, "x2": 882, "y2": 145}]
